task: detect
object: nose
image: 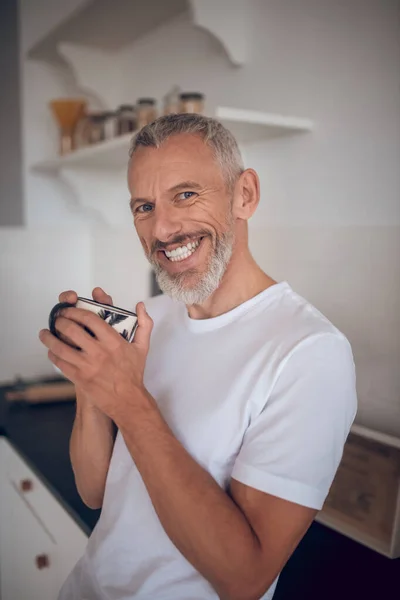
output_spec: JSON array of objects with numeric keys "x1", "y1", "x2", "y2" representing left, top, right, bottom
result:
[{"x1": 152, "y1": 204, "x2": 182, "y2": 244}]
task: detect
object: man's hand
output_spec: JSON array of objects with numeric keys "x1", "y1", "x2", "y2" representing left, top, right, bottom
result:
[
  {"x1": 58, "y1": 287, "x2": 113, "y2": 406},
  {"x1": 39, "y1": 287, "x2": 153, "y2": 422}
]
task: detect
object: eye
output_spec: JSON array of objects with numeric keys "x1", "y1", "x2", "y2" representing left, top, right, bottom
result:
[
  {"x1": 178, "y1": 191, "x2": 196, "y2": 201},
  {"x1": 136, "y1": 203, "x2": 154, "y2": 214}
]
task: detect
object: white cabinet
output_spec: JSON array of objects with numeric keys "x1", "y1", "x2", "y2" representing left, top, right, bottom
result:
[
  {"x1": 0, "y1": 437, "x2": 88, "y2": 600},
  {"x1": 0, "y1": 477, "x2": 57, "y2": 600}
]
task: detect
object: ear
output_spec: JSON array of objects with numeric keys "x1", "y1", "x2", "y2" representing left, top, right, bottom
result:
[{"x1": 232, "y1": 169, "x2": 260, "y2": 220}]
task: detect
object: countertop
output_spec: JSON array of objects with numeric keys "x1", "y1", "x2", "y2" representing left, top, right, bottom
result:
[
  {"x1": 0, "y1": 380, "x2": 398, "y2": 599},
  {"x1": 0, "y1": 380, "x2": 100, "y2": 535}
]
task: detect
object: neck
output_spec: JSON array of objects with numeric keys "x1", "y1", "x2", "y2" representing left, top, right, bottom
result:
[{"x1": 187, "y1": 242, "x2": 276, "y2": 320}]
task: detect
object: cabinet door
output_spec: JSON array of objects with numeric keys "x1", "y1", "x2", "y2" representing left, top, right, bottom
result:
[{"x1": 0, "y1": 477, "x2": 57, "y2": 600}]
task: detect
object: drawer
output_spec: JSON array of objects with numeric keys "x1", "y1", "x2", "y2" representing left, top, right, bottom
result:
[
  {"x1": 3, "y1": 439, "x2": 88, "y2": 558},
  {"x1": 1, "y1": 476, "x2": 58, "y2": 600}
]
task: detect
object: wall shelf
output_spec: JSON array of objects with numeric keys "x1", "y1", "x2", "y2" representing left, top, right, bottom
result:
[{"x1": 32, "y1": 107, "x2": 313, "y2": 173}]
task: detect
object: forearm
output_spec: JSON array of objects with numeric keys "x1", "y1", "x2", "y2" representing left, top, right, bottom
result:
[
  {"x1": 70, "y1": 391, "x2": 116, "y2": 509},
  {"x1": 116, "y1": 389, "x2": 262, "y2": 600}
]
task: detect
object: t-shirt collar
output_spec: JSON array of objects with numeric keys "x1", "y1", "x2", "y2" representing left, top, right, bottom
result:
[{"x1": 182, "y1": 281, "x2": 289, "y2": 333}]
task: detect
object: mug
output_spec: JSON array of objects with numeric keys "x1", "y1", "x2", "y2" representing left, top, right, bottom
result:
[{"x1": 48, "y1": 297, "x2": 138, "y2": 349}]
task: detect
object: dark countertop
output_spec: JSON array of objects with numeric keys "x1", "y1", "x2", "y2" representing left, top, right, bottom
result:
[
  {"x1": 0, "y1": 380, "x2": 398, "y2": 599},
  {"x1": 0, "y1": 380, "x2": 100, "y2": 535}
]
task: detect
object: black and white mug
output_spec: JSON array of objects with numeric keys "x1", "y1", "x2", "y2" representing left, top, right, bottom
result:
[{"x1": 48, "y1": 297, "x2": 138, "y2": 349}]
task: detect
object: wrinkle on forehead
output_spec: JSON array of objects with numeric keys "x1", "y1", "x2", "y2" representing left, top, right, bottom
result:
[{"x1": 128, "y1": 134, "x2": 226, "y2": 197}]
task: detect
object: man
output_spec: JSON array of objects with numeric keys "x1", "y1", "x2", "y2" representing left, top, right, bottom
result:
[{"x1": 39, "y1": 114, "x2": 357, "y2": 600}]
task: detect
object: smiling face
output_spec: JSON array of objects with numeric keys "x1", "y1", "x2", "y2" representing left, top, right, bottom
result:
[{"x1": 128, "y1": 133, "x2": 237, "y2": 305}]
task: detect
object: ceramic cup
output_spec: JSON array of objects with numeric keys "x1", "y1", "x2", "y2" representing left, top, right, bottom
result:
[{"x1": 48, "y1": 297, "x2": 138, "y2": 349}]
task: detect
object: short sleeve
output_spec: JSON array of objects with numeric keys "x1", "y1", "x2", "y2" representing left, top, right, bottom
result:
[{"x1": 231, "y1": 333, "x2": 357, "y2": 510}]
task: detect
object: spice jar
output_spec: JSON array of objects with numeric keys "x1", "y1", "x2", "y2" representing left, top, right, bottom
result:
[
  {"x1": 163, "y1": 86, "x2": 181, "y2": 115},
  {"x1": 116, "y1": 105, "x2": 136, "y2": 136},
  {"x1": 136, "y1": 98, "x2": 157, "y2": 129},
  {"x1": 87, "y1": 112, "x2": 107, "y2": 144},
  {"x1": 179, "y1": 92, "x2": 205, "y2": 114},
  {"x1": 74, "y1": 113, "x2": 91, "y2": 149},
  {"x1": 103, "y1": 111, "x2": 117, "y2": 140}
]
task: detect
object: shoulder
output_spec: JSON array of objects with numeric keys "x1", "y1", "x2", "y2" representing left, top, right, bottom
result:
[
  {"x1": 247, "y1": 282, "x2": 356, "y2": 399},
  {"x1": 265, "y1": 282, "x2": 352, "y2": 356},
  {"x1": 266, "y1": 284, "x2": 356, "y2": 411}
]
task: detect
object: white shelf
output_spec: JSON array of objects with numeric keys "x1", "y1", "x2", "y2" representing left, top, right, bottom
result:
[
  {"x1": 32, "y1": 135, "x2": 133, "y2": 172},
  {"x1": 215, "y1": 107, "x2": 313, "y2": 144},
  {"x1": 32, "y1": 107, "x2": 313, "y2": 173}
]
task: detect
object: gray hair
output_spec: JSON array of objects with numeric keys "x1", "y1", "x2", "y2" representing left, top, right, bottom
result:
[{"x1": 129, "y1": 113, "x2": 244, "y2": 189}]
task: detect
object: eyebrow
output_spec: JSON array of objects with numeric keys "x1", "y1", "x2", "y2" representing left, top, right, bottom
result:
[
  {"x1": 129, "y1": 181, "x2": 203, "y2": 212},
  {"x1": 168, "y1": 180, "x2": 203, "y2": 193}
]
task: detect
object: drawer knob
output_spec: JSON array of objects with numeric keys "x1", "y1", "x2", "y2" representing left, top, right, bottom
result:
[
  {"x1": 35, "y1": 554, "x2": 50, "y2": 569},
  {"x1": 20, "y1": 479, "x2": 33, "y2": 492}
]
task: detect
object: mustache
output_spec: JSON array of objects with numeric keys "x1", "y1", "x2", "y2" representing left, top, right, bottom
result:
[{"x1": 150, "y1": 230, "x2": 210, "y2": 255}]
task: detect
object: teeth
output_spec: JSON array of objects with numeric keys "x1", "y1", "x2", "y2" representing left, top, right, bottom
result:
[{"x1": 165, "y1": 239, "x2": 200, "y2": 262}]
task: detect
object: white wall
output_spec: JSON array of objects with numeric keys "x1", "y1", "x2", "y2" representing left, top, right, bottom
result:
[
  {"x1": 116, "y1": 0, "x2": 400, "y2": 227},
  {"x1": 7, "y1": 0, "x2": 400, "y2": 433},
  {"x1": 19, "y1": 0, "x2": 89, "y2": 56},
  {"x1": 249, "y1": 226, "x2": 400, "y2": 435},
  {"x1": 0, "y1": 228, "x2": 92, "y2": 382}
]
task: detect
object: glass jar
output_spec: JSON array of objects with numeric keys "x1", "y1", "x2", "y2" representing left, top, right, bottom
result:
[
  {"x1": 116, "y1": 105, "x2": 136, "y2": 136},
  {"x1": 179, "y1": 92, "x2": 205, "y2": 114},
  {"x1": 74, "y1": 113, "x2": 91, "y2": 149},
  {"x1": 136, "y1": 98, "x2": 157, "y2": 129},
  {"x1": 87, "y1": 112, "x2": 107, "y2": 144},
  {"x1": 163, "y1": 85, "x2": 181, "y2": 115},
  {"x1": 104, "y1": 111, "x2": 117, "y2": 139}
]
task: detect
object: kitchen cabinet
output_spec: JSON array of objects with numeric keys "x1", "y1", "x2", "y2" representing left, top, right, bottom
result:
[
  {"x1": 0, "y1": 475, "x2": 57, "y2": 600},
  {"x1": 0, "y1": 437, "x2": 88, "y2": 600}
]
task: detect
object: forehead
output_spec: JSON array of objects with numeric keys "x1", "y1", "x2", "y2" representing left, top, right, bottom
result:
[{"x1": 128, "y1": 134, "x2": 224, "y2": 193}]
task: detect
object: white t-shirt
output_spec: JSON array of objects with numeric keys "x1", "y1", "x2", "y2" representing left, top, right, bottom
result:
[{"x1": 59, "y1": 281, "x2": 357, "y2": 600}]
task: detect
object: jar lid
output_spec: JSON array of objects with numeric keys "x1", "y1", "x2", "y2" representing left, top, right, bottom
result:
[
  {"x1": 137, "y1": 98, "x2": 156, "y2": 105},
  {"x1": 88, "y1": 112, "x2": 108, "y2": 122},
  {"x1": 179, "y1": 92, "x2": 204, "y2": 101},
  {"x1": 118, "y1": 104, "x2": 134, "y2": 111}
]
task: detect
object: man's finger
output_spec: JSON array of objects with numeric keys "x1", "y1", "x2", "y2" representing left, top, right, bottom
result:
[
  {"x1": 92, "y1": 287, "x2": 113, "y2": 305},
  {"x1": 59, "y1": 290, "x2": 78, "y2": 303},
  {"x1": 48, "y1": 350, "x2": 78, "y2": 383},
  {"x1": 53, "y1": 317, "x2": 99, "y2": 353},
  {"x1": 60, "y1": 307, "x2": 120, "y2": 345},
  {"x1": 39, "y1": 328, "x2": 83, "y2": 366}
]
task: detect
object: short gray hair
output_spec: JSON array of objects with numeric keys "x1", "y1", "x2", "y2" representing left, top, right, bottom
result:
[{"x1": 129, "y1": 113, "x2": 244, "y2": 189}]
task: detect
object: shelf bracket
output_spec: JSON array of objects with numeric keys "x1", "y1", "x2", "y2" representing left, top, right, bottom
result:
[
  {"x1": 59, "y1": 168, "x2": 131, "y2": 227},
  {"x1": 57, "y1": 42, "x2": 122, "y2": 109},
  {"x1": 189, "y1": 0, "x2": 249, "y2": 67}
]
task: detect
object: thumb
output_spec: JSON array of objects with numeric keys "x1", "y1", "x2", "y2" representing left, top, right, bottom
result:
[{"x1": 134, "y1": 302, "x2": 153, "y2": 351}]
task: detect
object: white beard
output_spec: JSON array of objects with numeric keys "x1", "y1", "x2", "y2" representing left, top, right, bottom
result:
[{"x1": 150, "y1": 228, "x2": 235, "y2": 306}]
